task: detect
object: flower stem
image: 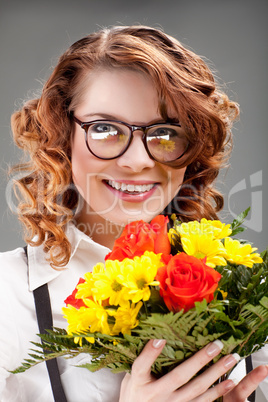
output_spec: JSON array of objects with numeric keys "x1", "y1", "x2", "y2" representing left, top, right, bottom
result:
[{"x1": 144, "y1": 302, "x2": 149, "y2": 318}]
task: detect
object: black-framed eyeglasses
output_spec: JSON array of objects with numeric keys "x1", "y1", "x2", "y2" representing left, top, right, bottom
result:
[{"x1": 73, "y1": 116, "x2": 189, "y2": 164}]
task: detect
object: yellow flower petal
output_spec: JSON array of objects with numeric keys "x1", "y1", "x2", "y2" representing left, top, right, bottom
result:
[
  {"x1": 62, "y1": 299, "x2": 112, "y2": 336},
  {"x1": 112, "y1": 301, "x2": 142, "y2": 335},
  {"x1": 120, "y1": 251, "x2": 163, "y2": 303},
  {"x1": 174, "y1": 219, "x2": 232, "y2": 239},
  {"x1": 181, "y1": 233, "x2": 227, "y2": 268},
  {"x1": 224, "y1": 237, "x2": 263, "y2": 268}
]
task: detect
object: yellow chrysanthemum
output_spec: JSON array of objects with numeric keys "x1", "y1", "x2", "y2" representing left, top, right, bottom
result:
[
  {"x1": 181, "y1": 233, "x2": 227, "y2": 268},
  {"x1": 82, "y1": 299, "x2": 113, "y2": 334},
  {"x1": 121, "y1": 251, "x2": 162, "y2": 303},
  {"x1": 112, "y1": 301, "x2": 143, "y2": 335},
  {"x1": 62, "y1": 305, "x2": 94, "y2": 345},
  {"x1": 90, "y1": 259, "x2": 131, "y2": 307},
  {"x1": 175, "y1": 219, "x2": 232, "y2": 239},
  {"x1": 76, "y1": 263, "x2": 105, "y2": 299},
  {"x1": 207, "y1": 219, "x2": 232, "y2": 239},
  {"x1": 62, "y1": 298, "x2": 113, "y2": 344},
  {"x1": 224, "y1": 237, "x2": 263, "y2": 268}
]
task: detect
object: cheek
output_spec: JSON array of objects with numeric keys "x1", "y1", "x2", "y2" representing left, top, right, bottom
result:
[
  {"x1": 71, "y1": 131, "x2": 116, "y2": 216},
  {"x1": 71, "y1": 132, "x2": 88, "y2": 189},
  {"x1": 167, "y1": 167, "x2": 187, "y2": 198},
  {"x1": 71, "y1": 130, "x2": 103, "y2": 200},
  {"x1": 71, "y1": 128, "x2": 88, "y2": 166}
]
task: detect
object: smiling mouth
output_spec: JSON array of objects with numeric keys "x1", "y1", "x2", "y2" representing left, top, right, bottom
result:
[{"x1": 106, "y1": 180, "x2": 157, "y2": 194}]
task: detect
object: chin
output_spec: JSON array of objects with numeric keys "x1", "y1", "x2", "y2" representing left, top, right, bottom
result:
[{"x1": 102, "y1": 210, "x2": 162, "y2": 226}]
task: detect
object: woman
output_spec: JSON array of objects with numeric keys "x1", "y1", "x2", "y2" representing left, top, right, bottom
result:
[{"x1": 0, "y1": 25, "x2": 267, "y2": 401}]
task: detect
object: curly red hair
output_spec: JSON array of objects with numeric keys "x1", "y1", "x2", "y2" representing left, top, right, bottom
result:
[{"x1": 10, "y1": 25, "x2": 239, "y2": 268}]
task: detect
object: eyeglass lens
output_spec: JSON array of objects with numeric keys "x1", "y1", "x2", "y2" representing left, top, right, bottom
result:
[{"x1": 86, "y1": 121, "x2": 188, "y2": 162}]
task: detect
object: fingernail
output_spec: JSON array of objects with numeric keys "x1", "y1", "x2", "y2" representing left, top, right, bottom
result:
[
  {"x1": 207, "y1": 340, "x2": 224, "y2": 356},
  {"x1": 152, "y1": 339, "x2": 165, "y2": 348},
  {"x1": 224, "y1": 353, "x2": 240, "y2": 369}
]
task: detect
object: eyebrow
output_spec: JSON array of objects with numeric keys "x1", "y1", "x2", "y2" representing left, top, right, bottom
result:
[
  {"x1": 81, "y1": 113, "x2": 166, "y2": 125},
  {"x1": 83, "y1": 113, "x2": 117, "y2": 120}
]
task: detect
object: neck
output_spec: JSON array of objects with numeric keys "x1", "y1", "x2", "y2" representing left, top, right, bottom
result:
[{"x1": 74, "y1": 211, "x2": 124, "y2": 250}]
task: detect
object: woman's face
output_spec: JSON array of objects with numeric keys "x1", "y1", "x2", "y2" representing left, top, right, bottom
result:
[{"x1": 71, "y1": 69, "x2": 187, "y2": 229}]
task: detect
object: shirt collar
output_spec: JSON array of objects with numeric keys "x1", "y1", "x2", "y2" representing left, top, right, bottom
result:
[{"x1": 28, "y1": 222, "x2": 111, "y2": 291}]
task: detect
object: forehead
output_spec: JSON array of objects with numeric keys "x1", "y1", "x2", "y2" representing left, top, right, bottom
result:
[{"x1": 73, "y1": 68, "x2": 165, "y2": 124}]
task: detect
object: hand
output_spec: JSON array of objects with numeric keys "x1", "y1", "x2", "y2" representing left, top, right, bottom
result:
[
  {"x1": 119, "y1": 339, "x2": 268, "y2": 402},
  {"x1": 223, "y1": 364, "x2": 268, "y2": 402}
]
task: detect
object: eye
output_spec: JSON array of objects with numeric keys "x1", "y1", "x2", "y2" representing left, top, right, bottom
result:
[
  {"x1": 149, "y1": 127, "x2": 178, "y2": 139},
  {"x1": 91, "y1": 123, "x2": 120, "y2": 137},
  {"x1": 146, "y1": 124, "x2": 188, "y2": 161},
  {"x1": 87, "y1": 122, "x2": 129, "y2": 145},
  {"x1": 85, "y1": 121, "x2": 130, "y2": 158}
]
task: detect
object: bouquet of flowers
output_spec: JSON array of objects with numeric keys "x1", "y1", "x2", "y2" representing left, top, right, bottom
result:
[{"x1": 14, "y1": 209, "x2": 268, "y2": 378}]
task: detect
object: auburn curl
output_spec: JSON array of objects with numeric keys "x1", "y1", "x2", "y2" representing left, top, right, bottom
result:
[{"x1": 10, "y1": 25, "x2": 239, "y2": 269}]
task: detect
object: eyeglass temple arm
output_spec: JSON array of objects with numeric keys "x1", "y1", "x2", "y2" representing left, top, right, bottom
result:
[{"x1": 73, "y1": 116, "x2": 83, "y2": 126}]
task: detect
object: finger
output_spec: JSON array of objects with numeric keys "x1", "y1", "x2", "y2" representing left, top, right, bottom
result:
[
  {"x1": 156, "y1": 340, "x2": 224, "y2": 392},
  {"x1": 224, "y1": 364, "x2": 268, "y2": 402},
  {"x1": 130, "y1": 339, "x2": 166, "y2": 382},
  {"x1": 190, "y1": 379, "x2": 236, "y2": 402},
  {"x1": 176, "y1": 353, "x2": 240, "y2": 400}
]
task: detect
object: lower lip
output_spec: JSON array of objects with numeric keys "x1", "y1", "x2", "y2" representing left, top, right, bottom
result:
[{"x1": 103, "y1": 181, "x2": 158, "y2": 202}]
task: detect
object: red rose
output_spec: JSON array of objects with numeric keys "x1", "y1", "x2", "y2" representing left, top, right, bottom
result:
[
  {"x1": 156, "y1": 253, "x2": 221, "y2": 312},
  {"x1": 64, "y1": 278, "x2": 86, "y2": 309},
  {"x1": 105, "y1": 215, "x2": 171, "y2": 261}
]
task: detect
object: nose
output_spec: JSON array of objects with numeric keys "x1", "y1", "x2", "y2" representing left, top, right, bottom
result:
[{"x1": 116, "y1": 131, "x2": 155, "y2": 172}]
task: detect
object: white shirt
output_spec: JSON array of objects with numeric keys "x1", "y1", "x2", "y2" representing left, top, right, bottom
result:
[
  {"x1": 0, "y1": 223, "x2": 124, "y2": 402},
  {"x1": 0, "y1": 223, "x2": 267, "y2": 401}
]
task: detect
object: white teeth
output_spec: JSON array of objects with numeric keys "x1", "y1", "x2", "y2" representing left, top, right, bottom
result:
[{"x1": 108, "y1": 180, "x2": 155, "y2": 193}]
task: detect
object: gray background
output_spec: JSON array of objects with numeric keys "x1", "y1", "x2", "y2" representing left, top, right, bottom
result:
[{"x1": 0, "y1": 0, "x2": 267, "y2": 252}]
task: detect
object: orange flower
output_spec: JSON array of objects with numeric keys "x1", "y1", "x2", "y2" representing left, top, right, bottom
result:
[
  {"x1": 105, "y1": 215, "x2": 171, "y2": 261},
  {"x1": 64, "y1": 278, "x2": 86, "y2": 309},
  {"x1": 156, "y1": 253, "x2": 221, "y2": 312}
]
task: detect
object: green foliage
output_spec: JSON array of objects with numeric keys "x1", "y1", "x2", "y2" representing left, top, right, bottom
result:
[
  {"x1": 12, "y1": 293, "x2": 268, "y2": 376},
  {"x1": 230, "y1": 207, "x2": 250, "y2": 236},
  {"x1": 11, "y1": 208, "x2": 268, "y2": 377}
]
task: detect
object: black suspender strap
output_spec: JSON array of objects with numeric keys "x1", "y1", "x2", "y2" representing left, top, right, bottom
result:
[
  {"x1": 33, "y1": 284, "x2": 68, "y2": 402},
  {"x1": 24, "y1": 246, "x2": 68, "y2": 402},
  {"x1": 246, "y1": 355, "x2": 255, "y2": 402}
]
